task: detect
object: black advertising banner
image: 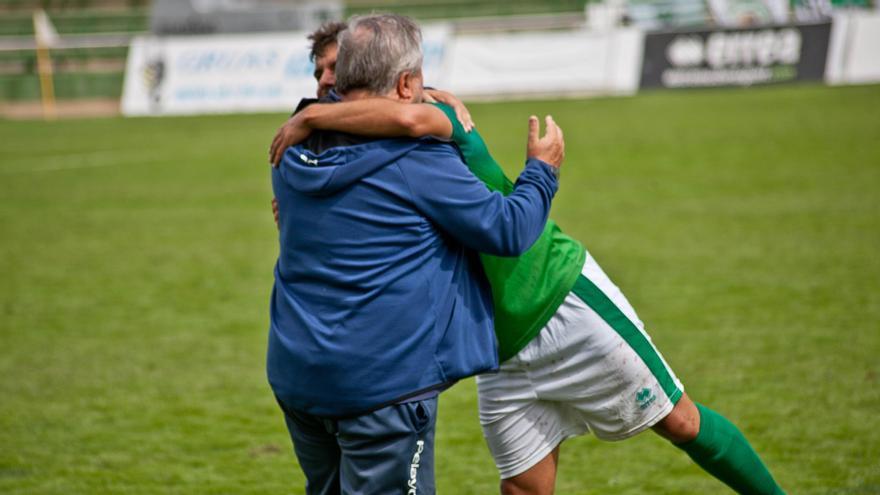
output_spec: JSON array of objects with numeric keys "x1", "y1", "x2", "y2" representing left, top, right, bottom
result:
[{"x1": 640, "y1": 22, "x2": 832, "y2": 89}]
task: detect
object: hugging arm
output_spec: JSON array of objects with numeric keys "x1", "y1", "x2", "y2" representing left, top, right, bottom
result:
[
  {"x1": 402, "y1": 146, "x2": 557, "y2": 257},
  {"x1": 270, "y1": 99, "x2": 454, "y2": 166},
  {"x1": 399, "y1": 116, "x2": 565, "y2": 256}
]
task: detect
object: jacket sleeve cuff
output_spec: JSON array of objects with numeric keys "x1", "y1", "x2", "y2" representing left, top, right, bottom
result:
[{"x1": 524, "y1": 157, "x2": 560, "y2": 186}]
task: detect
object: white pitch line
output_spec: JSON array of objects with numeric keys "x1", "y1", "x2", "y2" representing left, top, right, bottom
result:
[
  {"x1": 3, "y1": 161, "x2": 122, "y2": 174},
  {"x1": 1, "y1": 152, "x2": 163, "y2": 175}
]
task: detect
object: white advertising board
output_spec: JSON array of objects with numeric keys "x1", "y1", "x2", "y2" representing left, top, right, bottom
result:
[
  {"x1": 826, "y1": 12, "x2": 880, "y2": 85},
  {"x1": 841, "y1": 13, "x2": 880, "y2": 84},
  {"x1": 122, "y1": 25, "x2": 451, "y2": 116},
  {"x1": 122, "y1": 32, "x2": 314, "y2": 116},
  {"x1": 446, "y1": 28, "x2": 642, "y2": 99}
]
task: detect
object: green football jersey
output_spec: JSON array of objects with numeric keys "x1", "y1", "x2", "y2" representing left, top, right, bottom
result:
[{"x1": 435, "y1": 104, "x2": 586, "y2": 362}]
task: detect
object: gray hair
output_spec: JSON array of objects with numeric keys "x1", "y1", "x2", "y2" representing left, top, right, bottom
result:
[{"x1": 334, "y1": 14, "x2": 423, "y2": 95}]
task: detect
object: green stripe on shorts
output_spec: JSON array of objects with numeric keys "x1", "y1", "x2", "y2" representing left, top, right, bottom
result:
[{"x1": 571, "y1": 274, "x2": 682, "y2": 404}]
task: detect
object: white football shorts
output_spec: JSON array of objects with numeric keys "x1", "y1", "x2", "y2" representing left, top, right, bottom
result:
[{"x1": 476, "y1": 250, "x2": 685, "y2": 479}]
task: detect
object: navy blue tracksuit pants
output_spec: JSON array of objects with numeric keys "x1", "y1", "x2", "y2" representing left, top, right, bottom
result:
[{"x1": 278, "y1": 397, "x2": 438, "y2": 495}]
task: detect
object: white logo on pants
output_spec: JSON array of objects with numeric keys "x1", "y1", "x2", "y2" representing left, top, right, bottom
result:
[{"x1": 407, "y1": 439, "x2": 425, "y2": 494}]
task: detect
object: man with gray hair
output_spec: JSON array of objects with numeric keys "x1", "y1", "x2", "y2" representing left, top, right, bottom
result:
[
  {"x1": 267, "y1": 13, "x2": 565, "y2": 494},
  {"x1": 333, "y1": 15, "x2": 422, "y2": 96}
]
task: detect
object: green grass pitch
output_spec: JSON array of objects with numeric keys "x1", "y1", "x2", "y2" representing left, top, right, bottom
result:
[{"x1": 1, "y1": 84, "x2": 879, "y2": 494}]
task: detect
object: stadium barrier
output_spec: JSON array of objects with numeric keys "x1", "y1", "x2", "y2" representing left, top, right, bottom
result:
[
  {"x1": 121, "y1": 25, "x2": 642, "y2": 116},
  {"x1": 120, "y1": 11, "x2": 880, "y2": 116}
]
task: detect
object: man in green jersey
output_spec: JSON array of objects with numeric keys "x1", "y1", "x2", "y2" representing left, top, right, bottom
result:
[{"x1": 267, "y1": 20, "x2": 785, "y2": 495}]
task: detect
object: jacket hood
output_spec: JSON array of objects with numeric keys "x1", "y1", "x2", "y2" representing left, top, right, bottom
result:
[{"x1": 279, "y1": 138, "x2": 424, "y2": 196}]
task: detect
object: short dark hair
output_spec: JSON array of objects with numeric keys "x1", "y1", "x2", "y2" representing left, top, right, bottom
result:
[{"x1": 308, "y1": 21, "x2": 348, "y2": 62}]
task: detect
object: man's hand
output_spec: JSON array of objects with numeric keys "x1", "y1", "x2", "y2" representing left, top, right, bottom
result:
[
  {"x1": 424, "y1": 88, "x2": 474, "y2": 132},
  {"x1": 527, "y1": 115, "x2": 564, "y2": 169},
  {"x1": 269, "y1": 113, "x2": 312, "y2": 167},
  {"x1": 271, "y1": 197, "x2": 280, "y2": 229}
]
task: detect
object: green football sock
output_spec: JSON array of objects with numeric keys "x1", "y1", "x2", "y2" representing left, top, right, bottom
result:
[{"x1": 676, "y1": 403, "x2": 785, "y2": 495}]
